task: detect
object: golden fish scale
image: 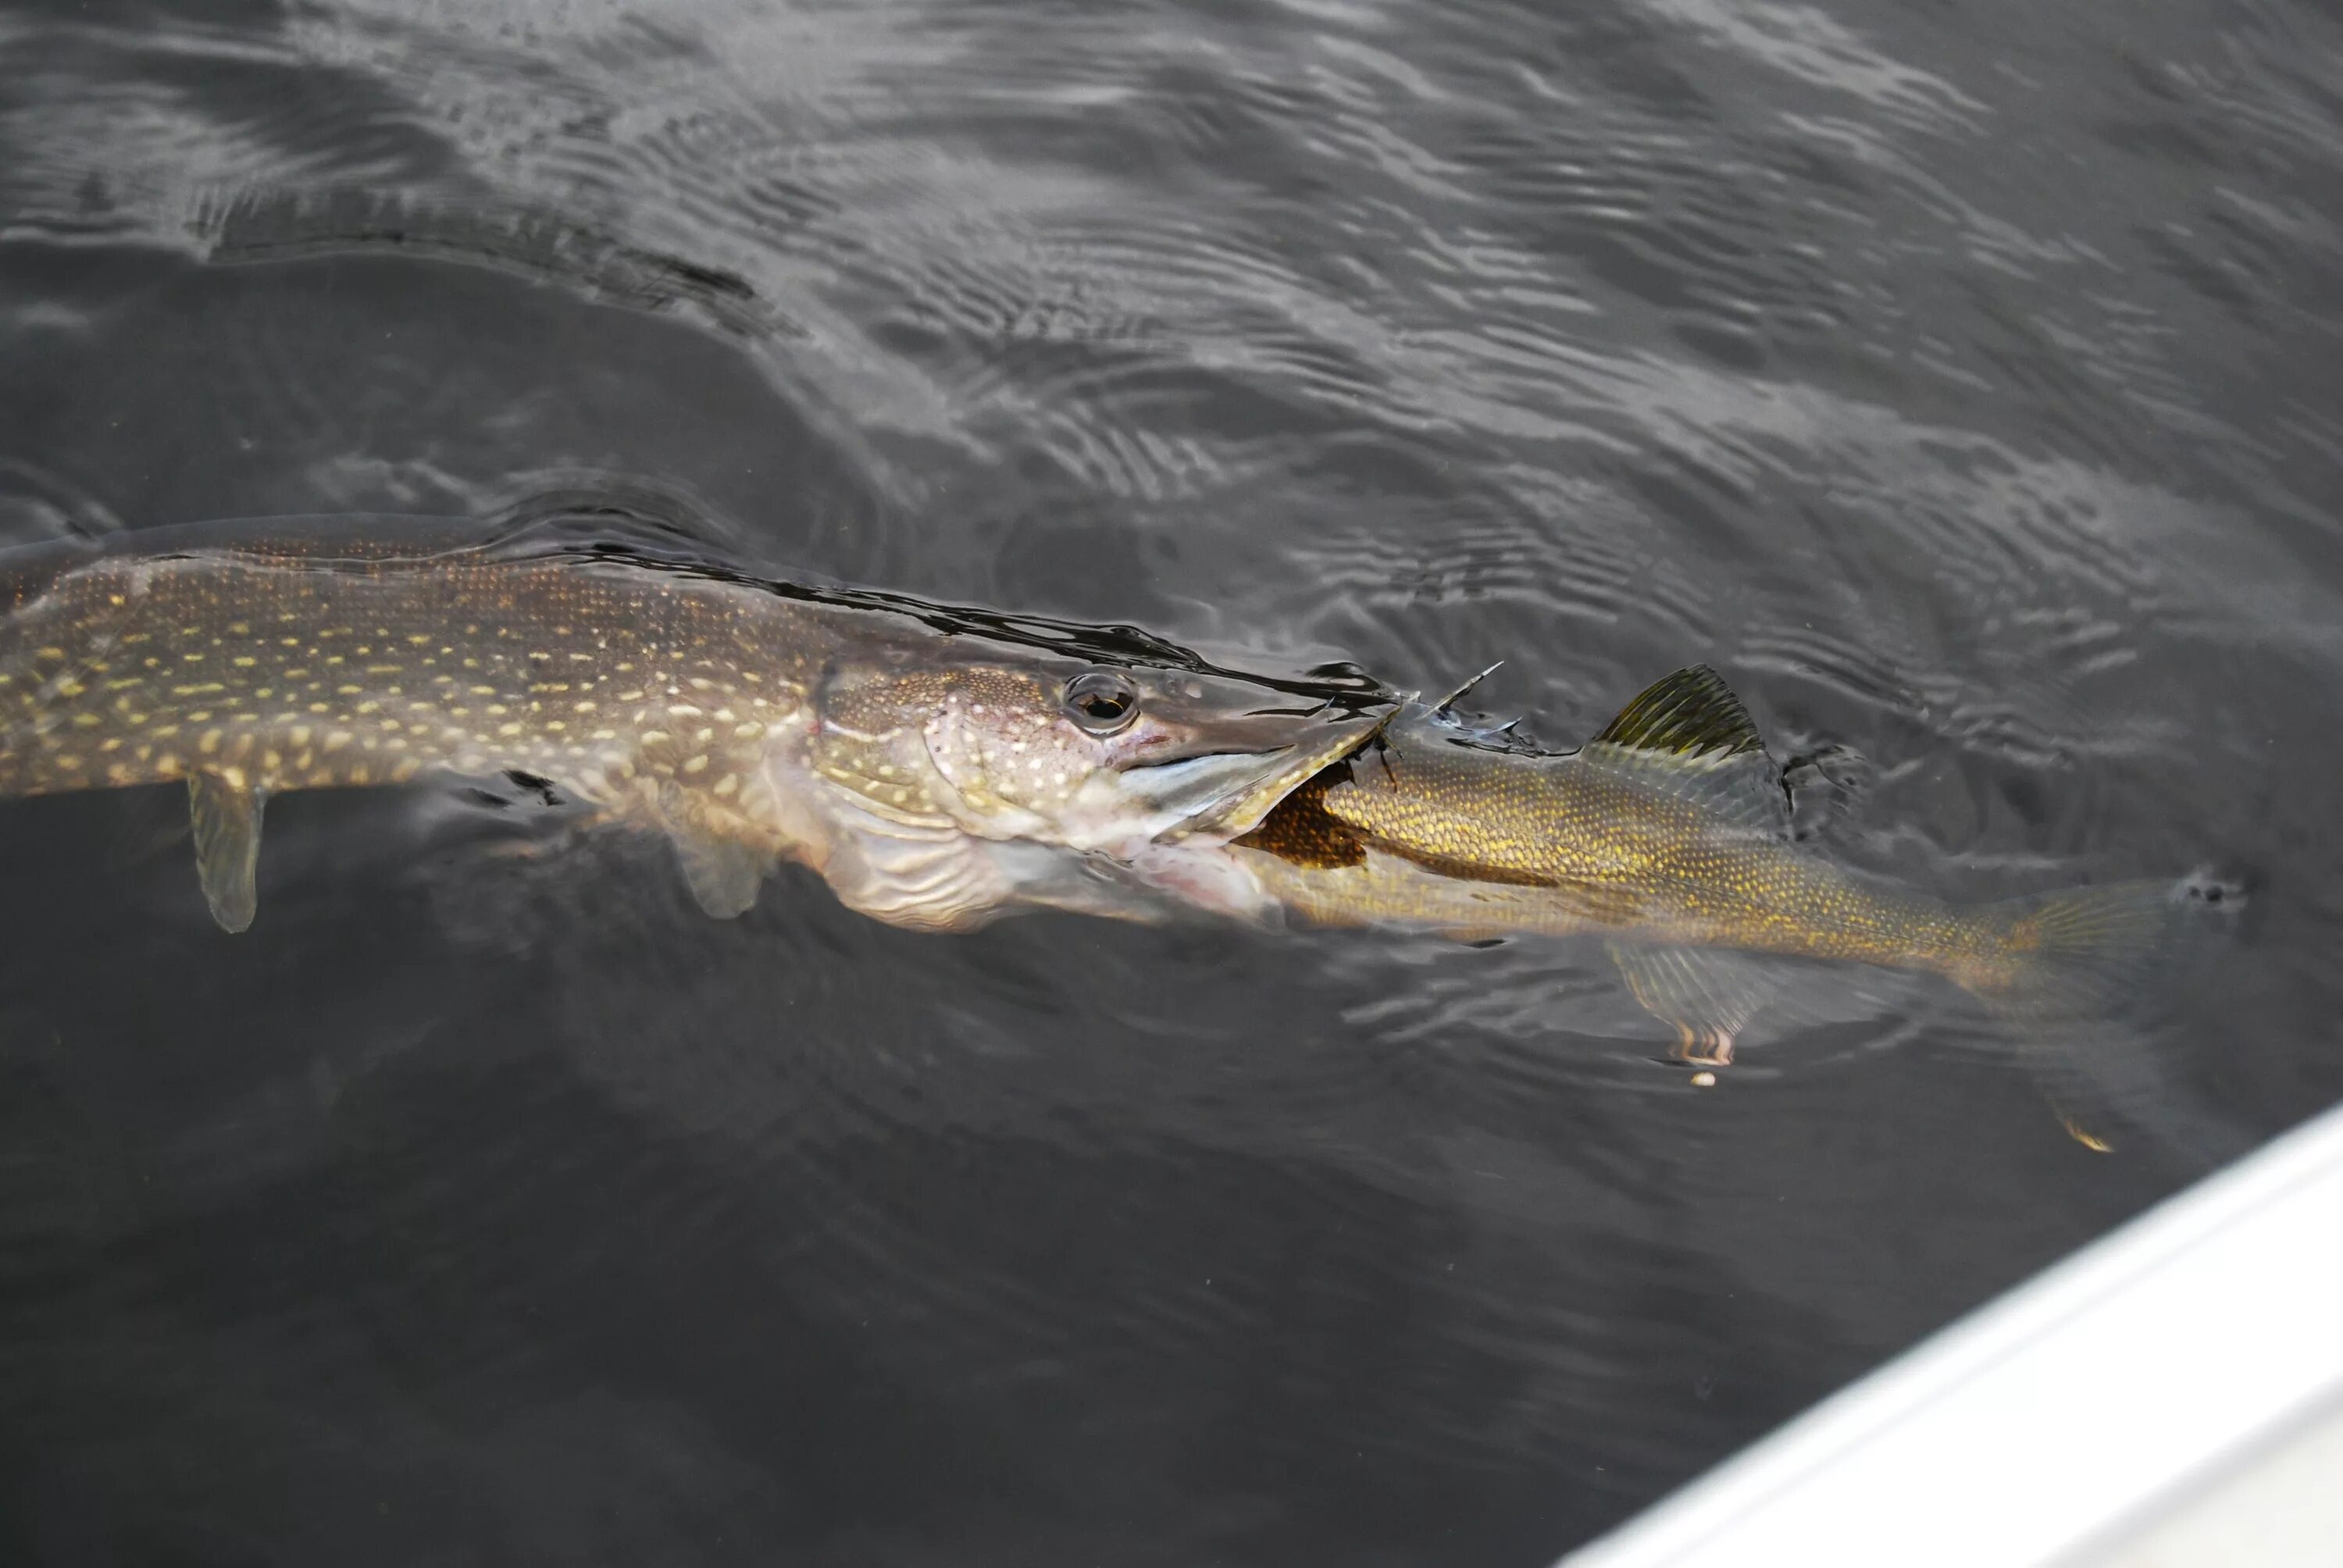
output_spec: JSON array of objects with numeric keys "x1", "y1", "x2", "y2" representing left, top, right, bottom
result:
[{"x1": 1289, "y1": 742, "x2": 2012, "y2": 985}]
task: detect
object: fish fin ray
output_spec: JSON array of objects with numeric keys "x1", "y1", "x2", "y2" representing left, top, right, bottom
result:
[
  {"x1": 187, "y1": 774, "x2": 266, "y2": 932},
  {"x1": 1433, "y1": 662, "x2": 1504, "y2": 715},
  {"x1": 669, "y1": 828, "x2": 772, "y2": 919},
  {"x1": 1607, "y1": 941, "x2": 1780, "y2": 1066}
]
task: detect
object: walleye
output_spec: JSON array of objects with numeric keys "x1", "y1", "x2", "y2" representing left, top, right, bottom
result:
[
  {"x1": 1224, "y1": 666, "x2": 2226, "y2": 1080},
  {"x1": 0, "y1": 517, "x2": 1389, "y2": 932}
]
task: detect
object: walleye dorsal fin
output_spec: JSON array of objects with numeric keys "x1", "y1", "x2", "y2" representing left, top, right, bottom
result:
[
  {"x1": 187, "y1": 774, "x2": 266, "y2": 932},
  {"x1": 1582, "y1": 667, "x2": 1788, "y2": 835},
  {"x1": 1592, "y1": 665, "x2": 1763, "y2": 758}
]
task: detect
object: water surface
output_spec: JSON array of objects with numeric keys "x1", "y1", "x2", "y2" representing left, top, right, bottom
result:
[{"x1": 2, "y1": 0, "x2": 2341, "y2": 1561}]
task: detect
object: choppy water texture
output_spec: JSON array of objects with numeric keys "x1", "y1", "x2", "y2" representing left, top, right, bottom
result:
[{"x1": 3, "y1": 0, "x2": 2341, "y2": 1561}]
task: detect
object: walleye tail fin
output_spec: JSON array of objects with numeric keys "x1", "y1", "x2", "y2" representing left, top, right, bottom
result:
[
  {"x1": 1974, "y1": 877, "x2": 2217, "y2": 1008},
  {"x1": 1965, "y1": 871, "x2": 2245, "y2": 1160}
]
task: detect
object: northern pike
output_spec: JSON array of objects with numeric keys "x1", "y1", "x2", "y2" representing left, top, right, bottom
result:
[
  {"x1": 1214, "y1": 666, "x2": 2226, "y2": 1089},
  {"x1": 0, "y1": 516, "x2": 1390, "y2": 932}
]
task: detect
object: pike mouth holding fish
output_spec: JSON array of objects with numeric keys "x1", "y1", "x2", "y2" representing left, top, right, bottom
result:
[{"x1": 0, "y1": 515, "x2": 2234, "y2": 1135}]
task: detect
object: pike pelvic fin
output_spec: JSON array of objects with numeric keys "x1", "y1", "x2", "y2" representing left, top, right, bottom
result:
[
  {"x1": 187, "y1": 773, "x2": 266, "y2": 932},
  {"x1": 1607, "y1": 941, "x2": 1780, "y2": 1067},
  {"x1": 1582, "y1": 666, "x2": 1789, "y2": 836}
]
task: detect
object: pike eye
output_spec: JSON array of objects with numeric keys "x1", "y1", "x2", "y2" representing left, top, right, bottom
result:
[{"x1": 1062, "y1": 670, "x2": 1139, "y2": 734}]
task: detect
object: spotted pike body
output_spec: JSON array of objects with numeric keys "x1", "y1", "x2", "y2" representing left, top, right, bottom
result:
[{"x1": 0, "y1": 517, "x2": 1387, "y2": 932}]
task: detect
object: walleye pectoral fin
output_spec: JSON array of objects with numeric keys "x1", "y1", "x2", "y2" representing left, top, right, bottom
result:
[
  {"x1": 187, "y1": 774, "x2": 266, "y2": 933},
  {"x1": 1607, "y1": 942, "x2": 1779, "y2": 1067},
  {"x1": 669, "y1": 829, "x2": 772, "y2": 919},
  {"x1": 1583, "y1": 666, "x2": 1789, "y2": 836}
]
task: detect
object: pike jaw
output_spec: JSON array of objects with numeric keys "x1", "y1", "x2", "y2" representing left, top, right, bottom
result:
[{"x1": 800, "y1": 659, "x2": 1389, "y2": 927}]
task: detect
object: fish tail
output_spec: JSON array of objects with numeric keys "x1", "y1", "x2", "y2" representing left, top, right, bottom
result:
[
  {"x1": 1964, "y1": 876, "x2": 2213, "y2": 1004},
  {"x1": 1956, "y1": 871, "x2": 2246, "y2": 1159}
]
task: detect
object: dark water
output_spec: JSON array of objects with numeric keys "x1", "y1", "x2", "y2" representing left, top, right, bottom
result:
[{"x1": 2, "y1": 0, "x2": 2341, "y2": 1561}]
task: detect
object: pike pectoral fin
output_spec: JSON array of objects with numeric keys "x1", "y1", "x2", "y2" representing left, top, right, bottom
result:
[
  {"x1": 1607, "y1": 942, "x2": 1779, "y2": 1067},
  {"x1": 187, "y1": 774, "x2": 266, "y2": 933},
  {"x1": 669, "y1": 828, "x2": 773, "y2": 919}
]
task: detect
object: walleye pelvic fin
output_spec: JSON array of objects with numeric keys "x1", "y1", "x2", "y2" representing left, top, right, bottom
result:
[
  {"x1": 669, "y1": 828, "x2": 772, "y2": 919},
  {"x1": 1583, "y1": 667, "x2": 1788, "y2": 835},
  {"x1": 187, "y1": 774, "x2": 266, "y2": 933},
  {"x1": 1607, "y1": 941, "x2": 1779, "y2": 1067}
]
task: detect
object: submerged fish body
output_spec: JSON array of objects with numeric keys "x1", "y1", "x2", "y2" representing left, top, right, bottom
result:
[
  {"x1": 1224, "y1": 667, "x2": 2214, "y2": 1075},
  {"x1": 0, "y1": 518, "x2": 1389, "y2": 932}
]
